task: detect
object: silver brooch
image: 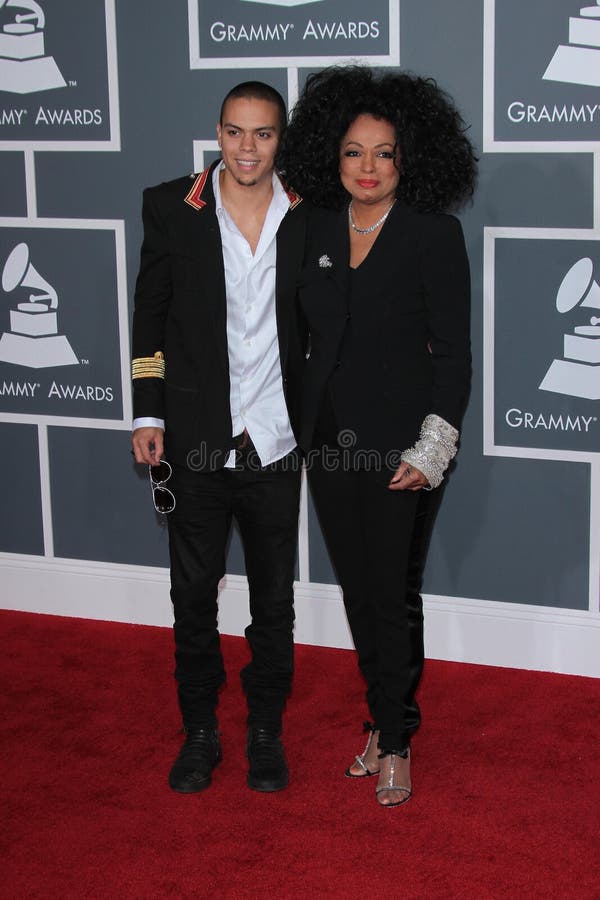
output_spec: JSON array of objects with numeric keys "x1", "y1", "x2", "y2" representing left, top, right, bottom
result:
[{"x1": 318, "y1": 254, "x2": 333, "y2": 268}]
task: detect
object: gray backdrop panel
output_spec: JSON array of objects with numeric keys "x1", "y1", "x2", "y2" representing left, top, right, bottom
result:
[
  {"x1": 1, "y1": 0, "x2": 597, "y2": 617},
  {"x1": 0, "y1": 154, "x2": 26, "y2": 217},
  {"x1": 0, "y1": 423, "x2": 44, "y2": 555}
]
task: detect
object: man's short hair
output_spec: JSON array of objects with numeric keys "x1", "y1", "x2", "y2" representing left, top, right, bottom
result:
[{"x1": 220, "y1": 81, "x2": 287, "y2": 133}]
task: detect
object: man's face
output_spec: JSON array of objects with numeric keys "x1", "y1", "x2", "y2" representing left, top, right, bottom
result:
[{"x1": 217, "y1": 97, "x2": 281, "y2": 188}]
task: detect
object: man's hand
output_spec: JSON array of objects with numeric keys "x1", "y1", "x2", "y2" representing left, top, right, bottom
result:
[{"x1": 132, "y1": 427, "x2": 164, "y2": 465}]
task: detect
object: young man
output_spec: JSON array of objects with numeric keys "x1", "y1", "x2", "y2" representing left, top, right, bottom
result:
[{"x1": 131, "y1": 82, "x2": 307, "y2": 794}]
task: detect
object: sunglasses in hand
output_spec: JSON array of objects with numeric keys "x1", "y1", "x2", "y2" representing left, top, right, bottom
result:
[{"x1": 149, "y1": 459, "x2": 175, "y2": 514}]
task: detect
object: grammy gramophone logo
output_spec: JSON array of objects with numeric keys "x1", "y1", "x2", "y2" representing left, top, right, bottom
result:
[
  {"x1": 543, "y1": 1, "x2": 600, "y2": 87},
  {"x1": 0, "y1": 242, "x2": 78, "y2": 368},
  {"x1": 0, "y1": 0, "x2": 66, "y2": 94},
  {"x1": 539, "y1": 257, "x2": 600, "y2": 401}
]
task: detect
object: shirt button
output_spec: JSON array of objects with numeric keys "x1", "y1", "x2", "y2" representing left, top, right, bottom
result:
[{"x1": 245, "y1": 339, "x2": 251, "y2": 346}]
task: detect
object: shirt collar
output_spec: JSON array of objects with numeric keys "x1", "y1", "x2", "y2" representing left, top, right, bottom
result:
[{"x1": 212, "y1": 162, "x2": 289, "y2": 216}]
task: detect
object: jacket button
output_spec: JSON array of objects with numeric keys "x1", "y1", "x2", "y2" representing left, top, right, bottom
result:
[
  {"x1": 335, "y1": 360, "x2": 341, "y2": 368},
  {"x1": 346, "y1": 314, "x2": 351, "y2": 321}
]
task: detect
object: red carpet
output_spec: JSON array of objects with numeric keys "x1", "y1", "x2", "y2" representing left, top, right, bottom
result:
[{"x1": 2, "y1": 609, "x2": 599, "y2": 899}]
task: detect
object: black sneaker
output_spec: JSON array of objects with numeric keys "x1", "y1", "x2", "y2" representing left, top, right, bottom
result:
[
  {"x1": 168, "y1": 728, "x2": 222, "y2": 793},
  {"x1": 246, "y1": 727, "x2": 289, "y2": 792}
]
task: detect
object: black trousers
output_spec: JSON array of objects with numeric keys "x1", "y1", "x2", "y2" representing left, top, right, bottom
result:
[
  {"x1": 167, "y1": 447, "x2": 301, "y2": 732},
  {"x1": 309, "y1": 452, "x2": 443, "y2": 752}
]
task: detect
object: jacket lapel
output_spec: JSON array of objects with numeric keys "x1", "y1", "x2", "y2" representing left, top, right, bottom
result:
[
  {"x1": 330, "y1": 206, "x2": 350, "y2": 299},
  {"x1": 275, "y1": 197, "x2": 306, "y2": 373},
  {"x1": 180, "y1": 163, "x2": 229, "y2": 377}
]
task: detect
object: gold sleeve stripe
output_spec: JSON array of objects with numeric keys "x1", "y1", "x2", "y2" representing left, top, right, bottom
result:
[{"x1": 132, "y1": 352, "x2": 165, "y2": 380}]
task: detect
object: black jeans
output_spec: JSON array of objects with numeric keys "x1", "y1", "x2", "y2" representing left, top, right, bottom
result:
[
  {"x1": 167, "y1": 447, "x2": 301, "y2": 732},
  {"x1": 309, "y1": 454, "x2": 443, "y2": 752}
]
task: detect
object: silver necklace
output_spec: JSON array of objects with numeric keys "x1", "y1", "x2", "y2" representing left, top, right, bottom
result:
[{"x1": 348, "y1": 200, "x2": 395, "y2": 234}]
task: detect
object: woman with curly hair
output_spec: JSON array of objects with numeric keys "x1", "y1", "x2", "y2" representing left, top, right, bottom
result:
[{"x1": 277, "y1": 66, "x2": 476, "y2": 807}]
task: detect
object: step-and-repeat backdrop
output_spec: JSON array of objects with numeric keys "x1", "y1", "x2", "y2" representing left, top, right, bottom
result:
[{"x1": 1, "y1": 0, "x2": 598, "y2": 676}]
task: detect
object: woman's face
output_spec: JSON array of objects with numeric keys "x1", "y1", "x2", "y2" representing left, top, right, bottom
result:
[{"x1": 339, "y1": 114, "x2": 400, "y2": 206}]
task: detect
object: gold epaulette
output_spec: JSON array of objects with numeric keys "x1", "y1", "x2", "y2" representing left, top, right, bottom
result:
[{"x1": 132, "y1": 351, "x2": 165, "y2": 380}]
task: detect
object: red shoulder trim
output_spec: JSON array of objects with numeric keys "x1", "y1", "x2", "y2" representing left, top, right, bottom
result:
[
  {"x1": 278, "y1": 175, "x2": 303, "y2": 210},
  {"x1": 184, "y1": 167, "x2": 210, "y2": 210}
]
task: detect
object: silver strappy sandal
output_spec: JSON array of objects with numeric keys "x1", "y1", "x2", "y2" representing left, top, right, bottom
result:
[
  {"x1": 345, "y1": 722, "x2": 381, "y2": 778},
  {"x1": 375, "y1": 748, "x2": 412, "y2": 807}
]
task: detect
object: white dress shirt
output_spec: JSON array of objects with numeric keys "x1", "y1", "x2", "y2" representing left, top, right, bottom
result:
[{"x1": 133, "y1": 164, "x2": 296, "y2": 468}]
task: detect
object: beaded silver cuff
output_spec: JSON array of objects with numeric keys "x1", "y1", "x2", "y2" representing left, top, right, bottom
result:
[{"x1": 400, "y1": 414, "x2": 459, "y2": 489}]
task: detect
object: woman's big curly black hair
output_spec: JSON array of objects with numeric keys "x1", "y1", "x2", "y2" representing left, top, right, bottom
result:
[{"x1": 277, "y1": 66, "x2": 477, "y2": 213}]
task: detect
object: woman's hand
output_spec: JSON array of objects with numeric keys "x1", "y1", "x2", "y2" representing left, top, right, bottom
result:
[{"x1": 388, "y1": 461, "x2": 429, "y2": 491}]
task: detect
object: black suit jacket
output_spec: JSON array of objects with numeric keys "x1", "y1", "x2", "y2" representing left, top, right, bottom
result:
[
  {"x1": 298, "y1": 202, "x2": 471, "y2": 455},
  {"x1": 131, "y1": 162, "x2": 308, "y2": 469}
]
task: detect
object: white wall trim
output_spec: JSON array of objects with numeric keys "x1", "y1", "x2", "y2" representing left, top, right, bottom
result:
[{"x1": 1, "y1": 554, "x2": 598, "y2": 678}]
